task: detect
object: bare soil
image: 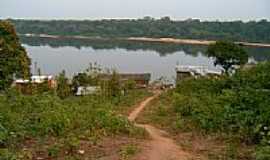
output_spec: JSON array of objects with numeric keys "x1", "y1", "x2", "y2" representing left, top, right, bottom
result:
[
  {"x1": 22, "y1": 136, "x2": 141, "y2": 160},
  {"x1": 22, "y1": 92, "x2": 210, "y2": 160},
  {"x1": 128, "y1": 92, "x2": 192, "y2": 160},
  {"x1": 127, "y1": 37, "x2": 270, "y2": 48}
]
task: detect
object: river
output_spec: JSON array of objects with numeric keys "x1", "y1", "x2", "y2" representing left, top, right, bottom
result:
[{"x1": 21, "y1": 36, "x2": 270, "y2": 82}]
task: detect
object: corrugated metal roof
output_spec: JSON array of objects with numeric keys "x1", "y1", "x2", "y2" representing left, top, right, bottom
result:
[
  {"x1": 176, "y1": 65, "x2": 221, "y2": 76},
  {"x1": 15, "y1": 75, "x2": 54, "y2": 84}
]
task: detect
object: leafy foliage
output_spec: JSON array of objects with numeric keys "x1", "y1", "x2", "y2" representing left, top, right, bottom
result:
[
  {"x1": 109, "y1": 71, "x2": 121, "y2": 98},
  {"x1": 138, "y1": 62, "x2": 270, "y2": 159},
  {"x1": 71, "y1": 64, "x2": 139, "y2": 103},
  {"x1": 256, "y1": 146, "x2": 270, "y2": 160},
  {"x1": 207, "y1": 41, "x2": 248, "y2": 73},
  {"x1": 119, "y1": 144, "x2": 139, "y2": 160},
  {"x1": 169, "y1": 61, "x2": 270, "y2": 159},
  {"x1": 10, "y1": 18, "x2": 270, "y2": 43},
  {"x1": 0, "y1": 89, "x2": 146, "y2": 158},
  {"x1": 174, "y1": 62, "x2": 270, "y2": 145},
  {"x1": 0, "y1": 21, "x2": 31, "y2": 90},
  {"x1": 56, "y1": 70, "x2": 72, "y2": 99}
]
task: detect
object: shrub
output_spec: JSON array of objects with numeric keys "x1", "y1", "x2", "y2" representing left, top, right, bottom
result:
[
  {"x1": 174, "y1": 61, "x2": 270, "y2": 144},
  {"x1": 255, "y1": 146, "x2": 270, "y2": 160},
  {"x1": 124, "y1": 80, "x2": 136, "y2": 90},
  {"x1": 56, "y1": 70, "x2": 71, "y2": 99},
  {"x1": 0, "y1": 90, "x2": 141, "y2": 154},
  {"x1": 0, "y1": 149, "x2": 17, "y2": 160},
  {"x1": 119, "y1": 144, "x2": 139, "y2": 160}
]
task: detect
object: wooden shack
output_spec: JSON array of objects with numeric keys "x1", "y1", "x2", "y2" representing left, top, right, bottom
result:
[
  {"x1": 119, "y1": 73, "x2": 151, "y2": 86},
  {"x1": 99, "y1": 73, "x2": 151, "y2": 87}
]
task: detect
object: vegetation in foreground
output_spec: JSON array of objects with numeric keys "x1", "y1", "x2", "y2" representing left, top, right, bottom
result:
[
  {"x1": 138, "y1": 61, "x2": 270, "y2": 159},
  {"x1": 0, "y1": 88, "x2": 149, "y2": 159},
  {"x1": 0, "y1": 20, "x2": 151, "y2": 159}
]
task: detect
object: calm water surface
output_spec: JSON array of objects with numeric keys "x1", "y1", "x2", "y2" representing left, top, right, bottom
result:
[{"x1": 21, "y1": 37, "x2": 270, "y2": 82}]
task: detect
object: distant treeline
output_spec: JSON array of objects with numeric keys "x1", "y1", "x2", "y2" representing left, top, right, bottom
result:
[{"x1": 10, "y1": 17, "x2": 270, "y2": 43}]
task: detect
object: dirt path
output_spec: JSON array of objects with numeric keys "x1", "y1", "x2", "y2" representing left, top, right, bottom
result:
[
  {"x1": 128, "y1": 94, "x2": 159, "y2": 122},
  {"x1": 128, "y1": 92, "x2": 191, "y2": 160}
]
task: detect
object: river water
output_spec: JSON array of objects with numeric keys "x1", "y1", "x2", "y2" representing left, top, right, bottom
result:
[{"x1": 21, "y1": 36, "x2": 270, "y2": 82}]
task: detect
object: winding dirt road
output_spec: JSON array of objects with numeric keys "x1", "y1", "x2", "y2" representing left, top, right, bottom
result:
[{"x1": 128, "y1": 92, "x2": 191, "y2": 160}]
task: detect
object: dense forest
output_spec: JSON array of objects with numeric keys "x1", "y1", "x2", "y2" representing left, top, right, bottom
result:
[{"x1": 10, "y1": 18, "x2": 270, "y2": 43}]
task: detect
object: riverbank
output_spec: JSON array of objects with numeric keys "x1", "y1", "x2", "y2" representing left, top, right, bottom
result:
[
  {"x1": 20, "y1": 33, "x2": 270, "y2": 48},
  {"x1": 127, "y1": 37, "x2": 270, "y2": 48}
]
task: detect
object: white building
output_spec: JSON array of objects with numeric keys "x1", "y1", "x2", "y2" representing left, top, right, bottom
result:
[
  {"x1": 176, "y1": 65, "x2": 222, "y2": 81},
  {"x1": 75, "y1": 86, "x2": 101, "y2": 96}
]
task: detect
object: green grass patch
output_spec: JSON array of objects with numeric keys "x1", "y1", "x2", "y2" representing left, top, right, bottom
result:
[
  {"x1": 138, "y1": 62, "x2": 270, "y2": 159},
  {"x1": 119, "y1": 144, "x2": 139, "y2": 160},
  {"x1": 0, "y1": 89, "x2": 149, "y2": 159}
]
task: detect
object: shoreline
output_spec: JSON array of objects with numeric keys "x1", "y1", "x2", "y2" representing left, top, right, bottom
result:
[{"x1": 19, "y1": 34, "x2": 270, "y2": 48}]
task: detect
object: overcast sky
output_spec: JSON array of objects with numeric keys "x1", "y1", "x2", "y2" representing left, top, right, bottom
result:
[{"x1": 1, "y1": 0, "x2": 269, "y2": 21}]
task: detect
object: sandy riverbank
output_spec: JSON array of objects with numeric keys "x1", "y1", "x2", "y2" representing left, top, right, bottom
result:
[
  {"x1": 20, "y1": 34, "x2": 270, "y2": 48},
  {"x1": 127, "y1": 37, "x2": 270, "y2": 48}
]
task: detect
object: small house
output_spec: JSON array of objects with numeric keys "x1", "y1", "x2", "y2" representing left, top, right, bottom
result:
[
  {"x1": 176, "y1": 65, "x2": 221, "y2": 82},
  {"x1": 118, "y1": 73, "x2": 151, "y2": 87},
  {"x1": 75, "y1": 86, "x2": 101, "y2": 96},
  {"x1": 31, "y1": 75, "x2": 57, "y2": 88},
  {"x1": 15, "y1": 75, "x2": 57, "y2": 94},
  {"x1": 99, "y1": 73, "x2": 151, "y2": 88}
]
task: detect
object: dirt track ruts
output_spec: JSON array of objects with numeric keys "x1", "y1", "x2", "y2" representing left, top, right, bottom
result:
[{"x1": 128, "y1": 92, "x2": 191, "y2": 160}]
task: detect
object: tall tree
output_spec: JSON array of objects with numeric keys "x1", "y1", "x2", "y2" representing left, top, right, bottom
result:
[
  {"x1": 0, "y1": 21, "x2": 31, "y2": 90},
  {"x1": 207, "y1": 41, "x2": 248, "y2": 74},
  {"x1": 56, "y1": 70, "x2": 71, "y2": 99}
]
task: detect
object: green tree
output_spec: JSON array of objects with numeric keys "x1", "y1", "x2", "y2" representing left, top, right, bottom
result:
[
  {"x1": 0, "y1": 21, "x2": 31, "y2": 90},
  {"x1": 56, "y1": 70, "x2": 71, "y2": 99},
  {"x1": 109, "y1": 71, "x2": 121, "y2": 98},
  {"x1": 207, "y1": 41, "x2": 248, "y2": 73},
  {"x1": 72, "y1": 72, "x2": 89, "y2": 91}
]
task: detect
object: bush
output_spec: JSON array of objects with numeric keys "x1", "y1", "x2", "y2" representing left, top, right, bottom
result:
[
  {"x1": 124, "y1": 80, "x2": 136, "y2": 90},
  {"x1": 0, "y1": 90, "x2": 141, "y2": 154},
  {"x1": 0, "y1": 123, "x2": 8, "y2": 146},
  {"x1": 174, "y1": 61, "x2": 270, "y2": 144},
  {"x1": 255, "y1": 146, "x2": 270, "y2": 160},
  {"x1": 56, "y1": 70, "x2": 72, "y2": 99},
  {"x1": 0, "y1": 149, "x2": 16, "y2": 160}
]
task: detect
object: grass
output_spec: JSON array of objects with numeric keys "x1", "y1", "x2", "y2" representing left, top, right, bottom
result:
[
  {"x1": 0, "y1": 88, "x2": 150, "y2": 159},
  {"x1": 119, "y1": 144, "x2": 139, "y2": 160},
  {"x1": 111, "y1": 88, "x2": 153, "y2": 115},
  {"x1": 137, "y1": 90, "x2": 255, "y2": 160},
  {"x1": 137, "y1": 90, "x2": 181, "y2": 133},
  {"x1": 138, "y1": 62, "x2": 270, "y2": 159}
]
